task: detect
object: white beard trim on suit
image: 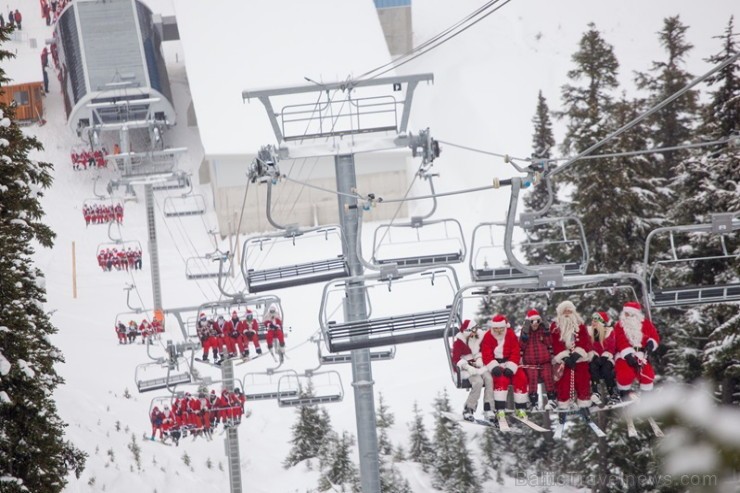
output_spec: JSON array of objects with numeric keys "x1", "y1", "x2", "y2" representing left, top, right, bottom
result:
[
  {"x1": 556, "y1": 314, "x2": 580, "y2": 349},
  {"x1": 620, "y1": 312, "x2": 644, "y2": 347}
]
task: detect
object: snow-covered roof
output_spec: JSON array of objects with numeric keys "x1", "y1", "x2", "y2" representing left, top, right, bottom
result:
[
  {"x1": 4, "y1": 38, "x2": 43, "y2": 86},
  {"x1": 175, "y1": 0, "x2": 393, "y2": 158}
]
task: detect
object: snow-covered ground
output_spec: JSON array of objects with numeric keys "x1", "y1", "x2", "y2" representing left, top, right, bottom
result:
[{"x1": 12, "y1": 1, "x2": 737, "y2": 492}]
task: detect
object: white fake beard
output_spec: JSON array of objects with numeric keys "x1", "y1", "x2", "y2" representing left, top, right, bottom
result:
[
  {"x1": 620, "y1": 313, "x2": 644, "y2": 347},
  {"x1": 556, "y1": 314, "x2": 580, "y2": 348}
]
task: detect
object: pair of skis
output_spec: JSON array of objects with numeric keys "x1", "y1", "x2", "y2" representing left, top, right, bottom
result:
[
  {"x1": 624, "y1": 415, "x2": 664, "y2": 438},
  {"x1": 553, "y1": 412, "x2": 606, "y2": 439},
  {"x1": 441, "y1": 411, "x2": 547, "y2": 433}
]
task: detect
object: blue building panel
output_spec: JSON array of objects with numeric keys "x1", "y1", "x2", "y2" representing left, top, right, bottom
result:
[{"x1": 374, "y1": 0, "x2": 411, "y2": 8}]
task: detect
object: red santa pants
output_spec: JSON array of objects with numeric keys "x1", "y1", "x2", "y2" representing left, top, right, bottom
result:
[
  {"x1": 266, "y1": 328, "x2": 285, "y2": 348},
  {"x1": 615, "y1": 359, "x2": 655, "y2": 391},
  {"x1": 556, "y1": 362, "x2": 591, "y2": 407},
  {"x1": 492, "y1": 369, "x2": 529, "y2": 407},
  {"x1": 524, "y1": 364, "x2": 555, "y2": 394}
]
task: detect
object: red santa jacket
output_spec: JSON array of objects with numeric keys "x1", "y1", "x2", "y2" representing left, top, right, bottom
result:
[
  {"x1": 451, "y1": 331, "x2": 483, "y2": 375},
  {"x1": 590, "y1": 329, "x2": 617, "y2": 362},
  {"x1": 480, "y1": 328, "x2": 521, "y2": 373},
  {"x1": 550, "y1": 322, "x2": 593, "y2": 364},
  {"x1": 264, "y1": 316, "x2": 283, "y2": 330},
  {"x1": 613, "y1": 318, "x2": 660, "y2": 361}
]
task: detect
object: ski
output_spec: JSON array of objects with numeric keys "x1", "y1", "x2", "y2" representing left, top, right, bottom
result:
[
  {"x1": 625, "y1": 415, "x2": 638, "y2": 438},
  {"x1": 554, "y1": 422, "x2": 565, "y2": 439},
  {"x1": 510, "y1": 415, "x2": 549, "y2": 433},
  {"x1": 585, "y1": 420, "x2": 607, "y2": 438},
  {"x1": 440, "y1": 412, "x2": 522, "y2": 433},
  {"x1": 647, "y1": 417, "x2": 664, "y2": 438},
  {"x1": 497, "y1": 413, "x2": 511, "y2": 432},
  {"x1": 233, "y1": 352, "x2": 268, "y2": 366}
]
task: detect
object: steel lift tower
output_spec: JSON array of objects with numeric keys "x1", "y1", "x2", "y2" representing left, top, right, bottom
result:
[{"x1": 243, "y1": 73, "x2": 434, "y2": 492}]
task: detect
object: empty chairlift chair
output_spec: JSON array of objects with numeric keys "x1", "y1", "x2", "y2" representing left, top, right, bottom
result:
[
  {"x1": 469, "y1": 216, "x2": 589, "y2": 282},
  {"x1": 185, "y1": 250, "x2": 232, "y2": 280},
  {"x1": 371, "y1": 173, "x2": 467, "y2": 268},
  {"x1": 644, "y1": 212, "x2": 740, "y2": 307},
  {"x1": 277, "y1": 370, "x2": 344, "y2": 407},
  {"x1": 242, "y1": 369, "x2": 300, "y2": 402},
  {"x1": 315, "y1": 337, "x2": 395, "y2": 365},
  {"x1": 163, "y1": 194, "x2": 206, "y2": 217},
  {"x1": 242, "y1": 226, "x2": 349, "y2": 293},
  {"x1": 135, "y1": 358, "x2": 192, "y2": 393},
  {"x1": 320, "y1": 265, "x2": 460, "y2": 353}
]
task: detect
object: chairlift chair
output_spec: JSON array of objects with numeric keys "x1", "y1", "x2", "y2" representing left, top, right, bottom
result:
[
  {"x1": 320, "y1": 265, "x2": 461, "y2": 353},
  {"x1": 443, "y1": 274, "x2": 649, "y2": 389},
  {"x1": 242, "y1": 369, "x2": 300, "y2": 402},
  {"x1": 371, "y1": 173, "x2": 467, "y2": 268},
  {"x1": 185, "y1": 251, "x2": 232, "y2": 280},
  {"x1": 277, "y1": 370, "x2": 344, "y2": 407},
  {"x1": 82, "y1": 197, "x2": 124, "y2": 225},
  {"x1": 98, "y1": 240, "x2": 143, "y2": 272},
  {"x1": 469, "y1": 217, "x2": 589, "y2": 282},
  {"x1": 643, "y1": 213, "x2": 740, "y2": 307},
  {"x1": 153, "y1": 172, "x2": 191, "y2": 191},
  {"x1": 315, "y1": 337, "x2": 395, "y2": 365},
  {"x1": 197, "y1": 295, "x2": 284, "y2": 340},
  {"x1": 135, "y1": 358, "x2": 192, "y2": 393},
  {"x1": 163, "y1": 194, "x2": 206, "y2": 217},
  {"x1": 242, "y1": 226, "x2": 349, "y2": 292}
]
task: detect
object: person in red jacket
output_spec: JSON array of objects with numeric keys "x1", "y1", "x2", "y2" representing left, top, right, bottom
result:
[
  {"x1": 235, "y1": 310, "x2": 262, "y2": 358},
  {"x1": 263, "y1": 304, "x2": 285, "y2": 357},
  {"x1": 613, "y1": 301, "x2": 660, "y2": 400},
  {"x1": 480, "y1": 314, "x2": 529, "y2": 421},
  {"x1": 588, "y1": 311, "x2": 618, "y2": 406},
  {"x1": 220, "y1": 313, "x2": 238, "y2": 359},
  {"x1": 551, "y1": 300, "x2": 593, "y2": 418},
  {"x1": 13, "y1": 9, "x2": 21, "y2": 30},
  {"x1": 519, "y1": 309, "x2": 557, "y2": 410},
  {"x1": 451, "y1": 319, "x2": 493, "y2": 421}
]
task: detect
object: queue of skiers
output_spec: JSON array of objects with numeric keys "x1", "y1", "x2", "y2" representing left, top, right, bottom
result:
[
  {"x1": 97, "y1": 246, "x2": 143, "y2": 272},
  {"x1": 115, "y1": 318, "x2": 163, "y2": 344},
  {"x1": 83, "y1": 202, "x2": 123, "y2": 226},
  {"x1": 149, "y1": 388, "x2": 247, "y2": 445},
  {"x1": 452, "y1": 300, "x2": 659, "y2": 425},
  {"x1": 196, "y1": 304, "x2": 285, "y2": 363}
]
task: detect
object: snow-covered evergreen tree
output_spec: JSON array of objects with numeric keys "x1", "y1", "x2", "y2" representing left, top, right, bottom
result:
[
  {"x1": 317, "y1": 431, "x2": 360, "y2": 492},
  {"x1": 284, "y1": 384, "x2": 334, "y2": 468},
  {"x1": 431, "y1": 390, "x2": 480, "y2": 493},
  {"x1": 0, "y1": 27, "x2": 86, "y2": 493},
  {"x1": 407, "y1": 401, "x2": 434, "y2": 471},
  {"x1": 376, "y1": 392, "x2": 394, "y2": 455},
  {"x1": 378, "y1": 454, "x2": 412, "y2": 493}
]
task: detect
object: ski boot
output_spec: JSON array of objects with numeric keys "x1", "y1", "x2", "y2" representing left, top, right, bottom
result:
[
  {"x1": 544, "y1": 392, "x2": 558, "y2": 412},
  {"x1": 528, "y1": 392, "x2": 539, "y2": 411},
  {"x1": 514, "y1": 408, "x2": 528, "y2": 420},
  {"x1": 462, "y1": 407, "x2": 475, "y2": 422},
  {"x1": 590, "y1": 391, "x2": 603, "y2": 407}
]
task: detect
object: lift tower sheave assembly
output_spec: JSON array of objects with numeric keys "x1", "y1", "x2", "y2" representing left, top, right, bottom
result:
[{"x1": 244, "y1": 73, "x2": 434, "y2": 493}]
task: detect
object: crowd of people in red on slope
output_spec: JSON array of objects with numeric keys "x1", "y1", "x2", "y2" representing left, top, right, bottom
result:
[
  {"x1": 83, "y1": 202, "x2": 123, "y2": 226},
  {"x1": 149, "y1": 388, "x2": 247, "y2": 445},
  {"x1": 97, "y1": 247, "x2": 143, "y2": 272},
  {"x1": 451, "y1": 300, "x2": 659, "y2": 424}
]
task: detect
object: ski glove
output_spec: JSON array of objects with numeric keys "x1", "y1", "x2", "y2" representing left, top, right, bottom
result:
[
  {"x1": 503, "y1": 368, "x2": 514, "y2": 378},
  {"x1": 491, "y1": 366, "x2": 503, "y2": 377},
  {"x1": 625, "y1": 353, "x2": 640, "y2": 369},
  {"x1": 645, "y1": 340, "x2": 657, "y2": 355},
  {"x1": 565, "y1": 352, "x2": 581, "y2": 369}
]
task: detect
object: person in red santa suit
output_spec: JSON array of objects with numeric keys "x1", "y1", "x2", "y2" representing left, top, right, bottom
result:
[
  {"x1": 550, "y1": 300, "x2": 593, "y2": 419},
  {"x1": 588, "y1": 311, "x2": 619, "y2": 406},
  {"x1": 480, "y1": 314, "x2": 529, "y2": 421},
  {"x1": 451, "y1": 319, "x2": 494, "y2": 421},
  {"x1": 519, "y1": 308, "x2": 557, "y2": 410},
  {"x1": 613, "y1": 301, "x2": 660, "y2": 400}
]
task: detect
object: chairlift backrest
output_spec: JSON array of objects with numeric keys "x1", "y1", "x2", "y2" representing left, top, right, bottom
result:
[{"x1": 371, "y1": 218, "x2": 467, "y2": 268}]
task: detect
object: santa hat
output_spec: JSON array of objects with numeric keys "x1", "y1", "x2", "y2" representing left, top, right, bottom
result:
[
  {"x1": 592, "y1": 311, "x2": 611, "y2": 325},
  {"x1": 525, "y1": 309, "x2": 541, "y2": 321},
  {"x1": 459, "y1": 319, "x2": 471, "y2": 333},
  {"x1": 556, "y1": 300, "x2": 576, "y2": 315},
  {"x1": 487, "y1": 314, "x2": 508, "y2": 329},
  {"x1": 232, "y1": 310, "x2": 238, "y2": 317},
  {"x1": 622, "y1": 301, "x2": 642, "y2": 315}
]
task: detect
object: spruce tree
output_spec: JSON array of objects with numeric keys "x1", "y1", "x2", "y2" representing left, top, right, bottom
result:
[
  {"x1": 407, "y1": 401, "x2": 434, "y2": 471},
  {"x1": 376, "y1": 392, "x2": 394, "y2": 456},
  {"x1": 0, "y1": 27, "x2": 86, "y2": 493},
  {"x1": 379, "y1": 454, "x2": 412, "y2": 493},
  {"x1": 284, "y1": 384, "x2": 333, "y2": 468},
  {"x1": 318, "y1": 431, "x2": 360, "y2": 492},
  {"x1": 678, "y1": 16, "x2": 740, "y2": 404}
]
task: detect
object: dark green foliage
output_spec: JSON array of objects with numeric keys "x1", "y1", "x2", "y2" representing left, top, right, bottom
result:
[
  {"x1": 0, "y1": 25, "x2": 86, "y2": 493},
  {"x1": 407, "y1": 401, "x2": 434, "y2": 471},
  {"x1": 284, "y1": 384, "x2": 334, "y2": 468}
]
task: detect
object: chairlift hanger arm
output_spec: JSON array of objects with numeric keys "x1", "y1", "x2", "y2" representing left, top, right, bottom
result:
[{"x1": 242, "y1": 74, "x2": 434, "y2": 100}]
